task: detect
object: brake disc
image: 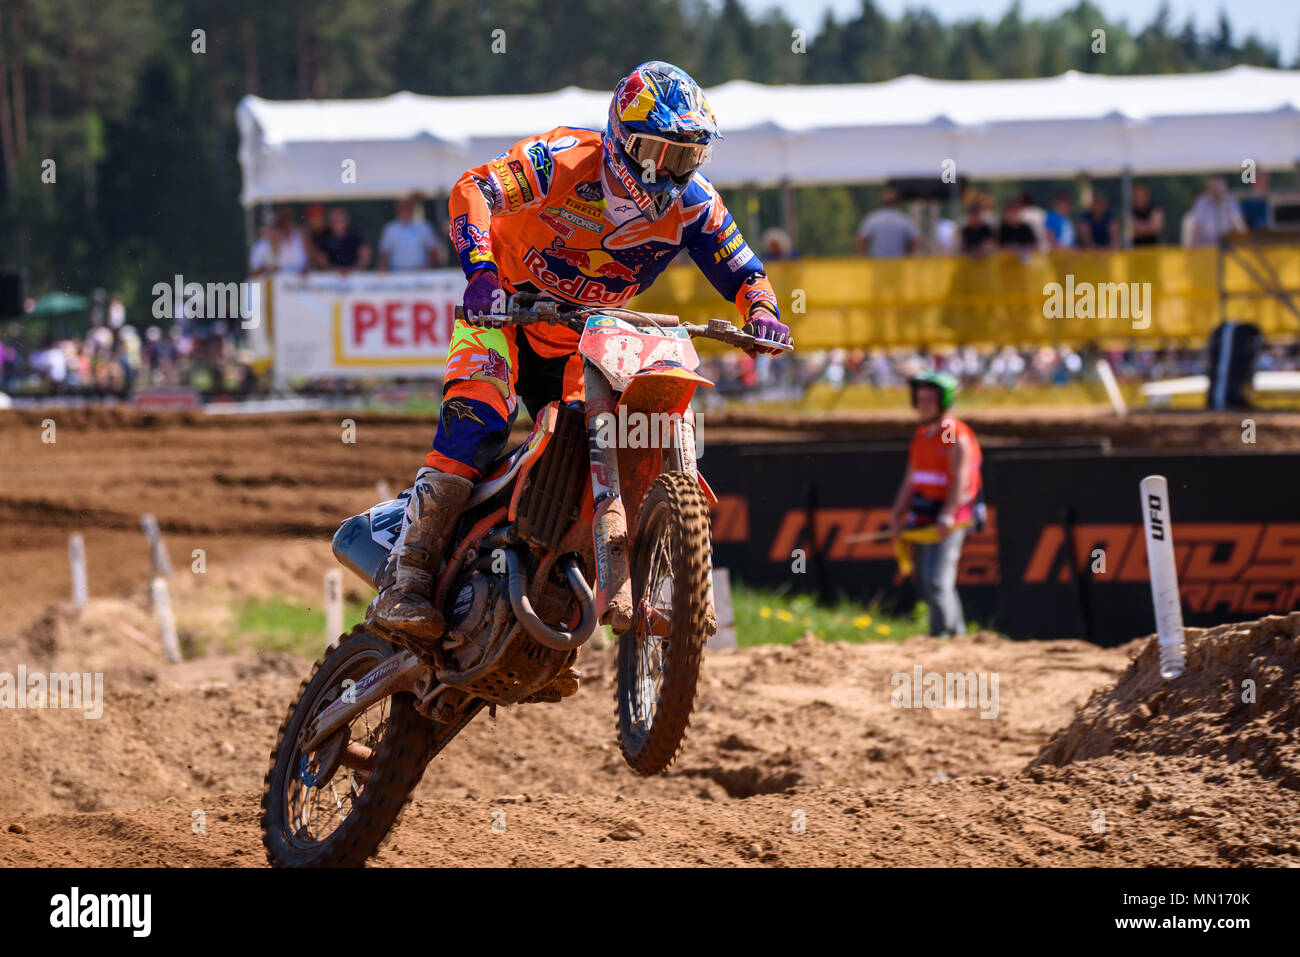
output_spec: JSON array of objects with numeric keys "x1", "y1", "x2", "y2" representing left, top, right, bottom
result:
[{"x1": 298, "y1": 725, "x2": 348, "y2": 789}]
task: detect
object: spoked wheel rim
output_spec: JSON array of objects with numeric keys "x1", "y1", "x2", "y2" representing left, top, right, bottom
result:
[
  {"x1": 630, "y1": 501, "x2": 675, "y2": 739},
  {"x1": 616, "y1": 471, "x2": 711, "y2": 775},
  {"x1": 283, "y1": 649, "x2": 391, "y2": 850}
]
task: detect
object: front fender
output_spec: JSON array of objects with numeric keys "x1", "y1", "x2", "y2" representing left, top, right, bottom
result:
[{"x1": 616, "y1": 363, "x2": 713, "y2": 419}]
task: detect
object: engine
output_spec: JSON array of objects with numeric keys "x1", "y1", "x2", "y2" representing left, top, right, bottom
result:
[{"x1": 442, "y1": 569, "x2": 511, "y2": 672}]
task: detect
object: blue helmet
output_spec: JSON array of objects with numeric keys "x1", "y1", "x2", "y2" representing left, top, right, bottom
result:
[{"x1": 603, "y1": 61, "x2": 721, "y2": 221}]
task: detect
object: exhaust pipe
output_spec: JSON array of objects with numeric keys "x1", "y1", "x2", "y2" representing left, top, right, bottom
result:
[{"x1": 506, "y1": 550, "x2": 597, "y2": 650}]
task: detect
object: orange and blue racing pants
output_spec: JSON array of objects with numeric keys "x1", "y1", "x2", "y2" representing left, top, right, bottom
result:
[{"x1": 425, "y1": 318, "x2": 584, "y2": 479}]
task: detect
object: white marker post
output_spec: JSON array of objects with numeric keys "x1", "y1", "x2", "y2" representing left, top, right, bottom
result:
[
  {"x1": 1139, "y1": 475, "x2": 1186, "y2": 678},
  {"x1": 376, "y1": 480, "x2": 393, "y2": 502},
  {"x1": 68, "y1": 534, "x2": 88, "y2": 613},
  {"x1": 141, "y1": 514, "x2": 180, "y2": 662},
  {"x1": 140, "y1": 514, "x2": 174, "y2": 578},
  {"x1": 151, "y1": 577, "x2": 182, "y2": 663},
  {"x1": 706, "y1": 567, "x2": 738, "y2": 650},
  {"x1": 324, "y1": 569, "x2": 344, "y2": 640}
]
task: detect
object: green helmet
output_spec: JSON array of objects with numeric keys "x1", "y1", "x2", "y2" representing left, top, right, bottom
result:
[{"x1": 909, "y1": 370, "x2": 959, "y2": 411}]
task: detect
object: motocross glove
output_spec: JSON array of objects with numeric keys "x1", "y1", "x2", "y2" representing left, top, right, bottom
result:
[
  {"x1": 463, "y1": 269, "x2": 505, "y2": 328},
  {"x1": 742, "y1": 306, "x2": 792, "y2": 356}
]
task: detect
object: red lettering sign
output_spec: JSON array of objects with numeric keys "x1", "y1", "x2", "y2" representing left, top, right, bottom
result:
[{"x1": 353, "y1": 302, "x2": 379, "y2": 345}]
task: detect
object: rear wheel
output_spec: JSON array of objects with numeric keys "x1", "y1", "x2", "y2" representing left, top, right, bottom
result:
[
  {"x1": 261, "y1": 626, "x2": 439, "y2": 867},
  {"x1": 616, "y1": 471, "x2": 712, "y2": 774}
]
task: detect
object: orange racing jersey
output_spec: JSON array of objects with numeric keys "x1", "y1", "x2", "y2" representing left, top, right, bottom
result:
[{"x1": 448, "y1": 126, "x2": 778, "y2": 357}]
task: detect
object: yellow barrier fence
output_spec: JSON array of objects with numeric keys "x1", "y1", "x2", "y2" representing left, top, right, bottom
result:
[{"x1": 631, "y1": 245, "x2": 1300, "y2": 349}]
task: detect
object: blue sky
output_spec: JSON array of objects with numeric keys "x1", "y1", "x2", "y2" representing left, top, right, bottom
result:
[{"x1": 743, "y1": 0, "x2": 1299, "y2": 64}]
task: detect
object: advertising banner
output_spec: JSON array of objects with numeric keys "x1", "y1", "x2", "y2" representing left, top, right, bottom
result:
[
  {"x1": 702, "y1": 441, "x2": 1300, "y2": 644},
  {"x1": 271, "y1": 270, "x2": 466, "y2": 382}
]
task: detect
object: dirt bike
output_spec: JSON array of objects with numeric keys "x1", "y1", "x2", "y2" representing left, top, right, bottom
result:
[{"x1": 260, "y1": 292, "x2": 793, "y2": 867}]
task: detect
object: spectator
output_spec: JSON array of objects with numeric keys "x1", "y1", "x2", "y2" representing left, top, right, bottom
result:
[
  {"x1": 824, "y1": 348, "x2": 847, "y2": 389},
  {"x1": 760, "y1": 227, "x2": 797, "y2": 261},
  {"x1": 856, "y1": 187, "x2": 920, "y2": 258},
  {"x1": 889, "y1": 371, "x2": 983, "y2": 637},
  {"x1": 66, "y1": 339, "x2": 90, "y2": 392},
  {"x1": 378, "y1": 198, "x2": 442, "y2": 271},
  {"x1": 304, "y1": 203, "x2": 329, "y2": 248},
  {"x1": 318, "y1": 207, "x2": 372, "y2": 272},
  {"x1": 1016, "y1": 191, "x2": 1049, "y2": 250},
  {"x1": 959, "y1": 202, "x2": 995, "y2": 256},
  {"x1": 117, "y1": 324, "x2": 141, "y2": 394},
  {"x1": 253, "y1": 207, "x2": 312, "y2": 275},
  {"x1": 1181, "y1": 189, "x2": 1202, "y2": 247},
  {"x1": 933, "y1": 216, "x2": 959, "y2": 255},
  {"x1": 1043, "y1": 191, "x2": 1076, "y2": 249},
  {"x1": 107, "y1": 292, "x2": 127, "y2": 329},
  {"x1": 1078, "y1": 193, "x2": 1119, "y2": 249},
  {"x1": 1240, "y1": 171, "x2": 1270, "y2": 231},
  {"x1": 170, "y1": 325, "x2": 195, "y2": 385},
  {"x1": 1129, "y1": 182, "x2": 1164, "y2": 246},
  {"x1": 142, "y1": 326, "x2": 165, "y2": 383},
  {"x1": 248, "y1": 213, "x2": 276, "y2": 278},
  {"x1": 998, "y1": 197, "x2": 1038, "y2": 254},
  {"x1": 1189, "y1": 177, "x2": 1246, "y2": 247},
  {"x1": 30, "y1": 335, "x2": 68, "y2": 394}
]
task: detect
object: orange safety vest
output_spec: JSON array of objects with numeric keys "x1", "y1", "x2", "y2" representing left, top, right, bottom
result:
[{"x1": 907, "y1": 416, "x2": 982, "y2": 524}]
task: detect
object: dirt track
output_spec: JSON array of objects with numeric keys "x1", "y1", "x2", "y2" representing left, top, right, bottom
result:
[
  {"x1": 1, "y1": 409, "x2": 1298, "y2": 866},
  {"x1": 2, "y1": 593, "x2": 1298, "y2": 866},
  {"x1": 5, "y1": 405, "x2": 1298, "y2": 625}
]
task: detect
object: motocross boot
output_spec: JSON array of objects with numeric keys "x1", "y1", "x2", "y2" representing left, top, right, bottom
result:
[{"x1": 369, "y1": 468, "x2": 474, "y2": 645}]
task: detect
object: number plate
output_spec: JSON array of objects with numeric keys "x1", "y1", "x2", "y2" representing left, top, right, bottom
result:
[{"x1": 578, "y1": 315, "x2": 699, "y2": 390}]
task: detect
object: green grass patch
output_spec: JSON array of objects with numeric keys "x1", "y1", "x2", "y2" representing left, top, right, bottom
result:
[
  {"x1": 730, "y1": 583, "x2": 931, "y2": 646},
  {"x1": 231, "y1": 596, "x2": 370, "y2": 658},
  {"x1": 221, "y1": 583, "x2": 988, "y2": 659}
]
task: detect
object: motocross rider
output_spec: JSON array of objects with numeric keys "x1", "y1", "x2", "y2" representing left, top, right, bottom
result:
[{"x1": 370, "y1": 61, "x2": 792, "y2": 646}]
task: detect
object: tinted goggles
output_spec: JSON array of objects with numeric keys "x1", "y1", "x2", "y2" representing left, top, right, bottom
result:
[{"x1": 623, "y1": 132, "x2": 710, "y2": 180}]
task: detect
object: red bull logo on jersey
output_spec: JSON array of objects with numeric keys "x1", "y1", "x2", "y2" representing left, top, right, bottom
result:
[
  {"x1": 542, "y1": 239, "x2": 640, "y2": 282},
  {"x1": 522, "y1": 244, "x2": 635, "y2": 306},
  {"x1": 452, "y1": 214, "x2": 494, "y2": 266}
]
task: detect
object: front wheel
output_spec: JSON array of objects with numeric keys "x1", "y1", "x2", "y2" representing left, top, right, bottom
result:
[
  {"x1": 261, "y1": 626, "x2": 440, "y2": 867},
  {"x1": 616, "y1": 471, "x2": 712, "y2": 774}
]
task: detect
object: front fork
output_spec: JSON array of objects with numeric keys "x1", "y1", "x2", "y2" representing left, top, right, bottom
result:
[
  {"x1": 672, "y1": 406, "x2": 718, "y2": 636},
  {"x1": 583, "y1": 362, "x2": 635, "y2": 634}
]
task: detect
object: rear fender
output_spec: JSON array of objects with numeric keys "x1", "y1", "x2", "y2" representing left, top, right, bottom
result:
[{"x1": 467, "y1": 403, "x2": 558, "y2": 511}]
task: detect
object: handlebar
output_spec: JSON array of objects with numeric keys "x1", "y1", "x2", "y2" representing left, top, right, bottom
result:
[{"x1": 453, "y1": 292, "x2": 793, "y2": 354}]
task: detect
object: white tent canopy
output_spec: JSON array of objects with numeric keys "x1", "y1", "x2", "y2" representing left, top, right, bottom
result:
[{"x1": 237, "y1": 66, "x2": 1300, "y2": 205}]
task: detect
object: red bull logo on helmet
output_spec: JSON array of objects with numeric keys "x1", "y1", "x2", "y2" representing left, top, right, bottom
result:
[{"x1": 616, "y1": 70, "x2": 648, "y2": 119}]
